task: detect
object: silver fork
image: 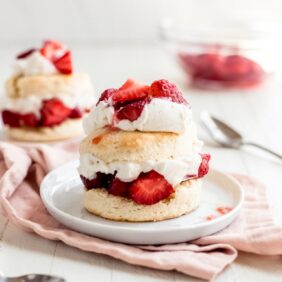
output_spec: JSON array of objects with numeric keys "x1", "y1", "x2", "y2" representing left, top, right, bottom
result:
[{"x1": 0, "y1": 273, "x2": 65, "y2": 282}]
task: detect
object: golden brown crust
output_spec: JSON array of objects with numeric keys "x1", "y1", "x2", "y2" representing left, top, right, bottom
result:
[
  {"x1": 6, "y1": 73, "x2": 93, "y2": 98},
  {"x1": 84, "y1": 179, "x2": 201, "y2": 222},
  {"x1": 79, "y1": 128, "x2": 197, "y2": 162}
]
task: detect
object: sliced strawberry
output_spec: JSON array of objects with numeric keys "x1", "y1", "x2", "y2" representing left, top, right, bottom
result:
[
  {"x1": 69, "y1": 107, "x2": 83, "y2": 119},
  {"x1": 20, "y1": 113, "x2": 38, "y2": 127},
  {"x1": 80, "y1": 173, "x2": 106, "y2": 189},
  {"x1": 198, "y1": 154, "x2": 211, "y2": 178},
  {"x1": 40, "y1": 40, "x2": 64, "y2": 60},
  {"x1": 97, "y1": 88, "x2": 117, "y2": 105},
  {"x1": 108, "y1": 178, "x2": 129, "y2": 197},
  {"x1": 149, "y1": 79, "x2": 188, "y2": 105},
  {"x1": 16, "y1": 48, "x2": 37, "y2": 59},
  {"x1": 129, "y1": 170, "x2": 174, "y2": 205},
  {"x1": 40, "y1": 98, "x2": 72, "y2": 127},
  {"x1": 116, "y1": 99, "x2": 146, "y2": 121},
  {"x1": 118, "y1": 78, "x2": 137, "y2": 90},
  {"x1": 2, "y1": 110, "x2": 21, "y2": 127},
  {"x1": 53, "y1": 51, "x2": 73, "y2": 74},
  {"x1": 112, "y1": 79, "x2": 149, "y2": 103}
]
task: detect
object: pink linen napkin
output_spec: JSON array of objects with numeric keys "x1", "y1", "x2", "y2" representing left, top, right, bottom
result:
[{"x1": 0, "y1": 141, "x2": 282, "y2": 281}]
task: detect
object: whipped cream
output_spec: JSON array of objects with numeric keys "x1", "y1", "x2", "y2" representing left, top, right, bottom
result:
[
  {"x1": 83, "y1": 98, "x2": 192, "y2": 134},
  {"x1": 13, "y1": 51, "x2": 58, "y2": 76},
  {"x1": 1, "y1": 91, "x2": 96, "y2": 117},
  {"x1": 78, "y1": 151, "x2": 202, "y2": 186}
]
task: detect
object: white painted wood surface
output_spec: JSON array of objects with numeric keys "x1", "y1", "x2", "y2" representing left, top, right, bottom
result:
[{"x1": 0, "y1": 45, "x2": 282, "y2": 281}]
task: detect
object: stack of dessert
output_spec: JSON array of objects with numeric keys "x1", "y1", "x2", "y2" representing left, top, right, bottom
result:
[
  {"x1": 78, "y1": 79, "x2": 210, "y2": 222},
  {"x1": 1, "y1": 40, "x2": 95, "y2": 141}
]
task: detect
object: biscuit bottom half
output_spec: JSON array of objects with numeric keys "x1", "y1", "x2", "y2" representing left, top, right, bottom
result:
[
  {"x1": 84, "y1": 179, "x2": 201, "y2": 222},
  {"x1": 6, "y1": 118, "x2": 84, "y2": 142}
]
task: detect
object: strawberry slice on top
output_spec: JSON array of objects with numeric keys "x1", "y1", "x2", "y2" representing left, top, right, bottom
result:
[
  {"x1": 129, "y1": 170, "x2": 174, "y2": 205},
  {"x1": 16, "y1": 48, "x2": 37, "y2": 59},
  {"x1": 53, "y1": 51, "x2": 73, "y2": 74},
  {"x1": 115, "y1": 99, "x2": 146, "y2": 121},
  {"x1": 149, "y1": 79, "x2": 188, "y2": 105},
  {"x1": 40, "y1": 40, "x2": 65, "y2": 60},
  {"x1": 112, "y1": 79, "x2": 150, "y2": 103}
]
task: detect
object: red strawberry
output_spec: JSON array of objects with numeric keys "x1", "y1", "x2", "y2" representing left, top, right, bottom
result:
[
  {"x1": 97, "y1": 88, "x2": 117, "y2": 105},
  {"x1": 108, "y1": 178, "x2": 129, "y2": 197},
  {"x1": 80, "y1": 173, "x2": 106, "y2": 190},
  {"x1": 53, "y1": 51, "x2": 73, "y2": 74},
  {"x1": 118, "y1": 78, "x2": 137, "y2": 90},
  {"x1": 129, "y1": 170, "x2": 174, "y2": 205},
  {"x1": 40, "y1": 40, "x2": 64, "y2": 60},
  {"x1": 2, "y1": 110, "x2": 20, "y2": 127},
  {"x1": 112, "y1": 79, "x2": 149, "y2": 103},
  {"x1": 116, "y1": 99, "x2": 146, "y2": 121},
  {"x1": 40, "y1": 98, "x2": 72, "y2": 126},
  {"x1": 69, "y1": 107, "x2": 83, "y2": 119},
  {"x1": 149, "y1": 79, "x2": 188, "y2": 105},
  {"x1": 20, "y1": 113, "x2": 38, "y2": 127},
  {"x1": 198, "y1": 154, "x2": 211, "y2": 178},
  {"x1": 16, "y1": 48, "x2": 37, "y2": 59}
]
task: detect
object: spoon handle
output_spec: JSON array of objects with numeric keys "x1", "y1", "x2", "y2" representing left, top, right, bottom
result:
[{"x1": 243, "y1": 141, "x2": 282, "y2": 160}]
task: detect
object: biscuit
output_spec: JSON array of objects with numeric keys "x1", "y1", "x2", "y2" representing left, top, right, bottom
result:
[
  {"x1": 79, "y1": 128, "x2": 200, "y2": 163},
  {"x1": 84, "y1": 179, "x2": 201, "y2": 222},
  {"x1": 6, "y1": 118, "x2": 84, "y2": 142},
  {"x1": 6, "y1": 73, "x2": 93, "y2": 99}
]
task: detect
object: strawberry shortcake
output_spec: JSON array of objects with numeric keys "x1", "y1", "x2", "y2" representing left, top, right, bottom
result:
[
  {"x1": 78, "y1": 79, "x2": 210, "y2": 222},
  {"x1": 1, "y1": 40, "x2": 95, "y2": 141}
]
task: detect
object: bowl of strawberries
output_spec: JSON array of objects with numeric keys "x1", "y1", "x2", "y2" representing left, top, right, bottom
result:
[{"x1": 160, "y1": 17, "x2": 282, "y2": 90}]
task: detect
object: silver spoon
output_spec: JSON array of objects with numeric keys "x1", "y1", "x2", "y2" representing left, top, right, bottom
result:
[
  {"x1": 201, "y1": 112, "x2": 282, "y2": 160},
  {"x1": 0, "y1": 273, "x2": 65, "y2": 282}
]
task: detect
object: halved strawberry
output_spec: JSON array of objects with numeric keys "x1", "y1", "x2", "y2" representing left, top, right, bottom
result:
[
  {"x1": 69, "y1": 107, "x2": 83, "y2": 119},
  {"x1": 112, "y1": 79, "x2": 149, "y2": 103},
  {"x1": 40, "y1": 98, "x2": 72, "y2": 126},
  {"x1": 108, "y1": 178, "x2": 129, "y2": 197},
  {"x1": 40, "y1": 40, "x2": 64, "y2": 60},
  {"x1": 53, "y1": 51, "x2": 73, "y2": 74},
  {"x1": 16, "y1": 48, "x2": 37, "y2": 59},
  {"x1": 97, "y1": 88, "x2": 117, "y2": 105},
  {"x1": 129, "y1": 170, "x2": 174, "y2": 205},
  {"x1": 2, "y1": 110, "x2": 20, "y2": 127},
  {"x1": 115, "y1": 99, "x2": 146, "y2": 121},
  {"x1": 80, "y1": 173, "x2": 106, "y2": 189},
  {"x1": 198, "y1": 154, "x2": 211, "y2": 178},
  {"x1": 20, "y1": 113, "x2": 38, "y2": 127},
  {"x1": 118, "y1": 78, "x2": 137, "y2": 90},
  {"x1": 149, "y1": 79, "x2": 188, "y2": 105}
]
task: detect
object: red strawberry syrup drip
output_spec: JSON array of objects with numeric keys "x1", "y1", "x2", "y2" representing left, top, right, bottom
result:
[
  {"x1": 206, "y1": 214, "x2": 216, "y2": 221},
  {"x1": 216, "y1": 206, "x2": 232, "y2": 215}
]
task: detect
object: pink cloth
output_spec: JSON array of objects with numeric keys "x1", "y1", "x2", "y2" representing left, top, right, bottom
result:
[{"x1": 0, "y1": 141, "x2": 282, "y2": 281}]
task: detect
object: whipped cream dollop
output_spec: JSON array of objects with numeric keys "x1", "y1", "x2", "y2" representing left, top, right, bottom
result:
[
  {"x1": 78, "y1": 151, "x2": 202, "y2": 186},
  {"x1": 13, "y1": 51, "x2": 58, "y2": 76},
  {"x1": 83, "y1": 98, "x2": 192, "y2": 134}
]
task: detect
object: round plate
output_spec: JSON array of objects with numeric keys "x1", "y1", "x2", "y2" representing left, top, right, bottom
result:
[{"x1": 40, "y1": 161, "x2": 244, "y2": 245}]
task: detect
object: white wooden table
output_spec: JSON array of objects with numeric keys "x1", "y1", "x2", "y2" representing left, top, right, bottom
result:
[{"x1": 0, "y1": 45, "x2": 282, "y2": 282}]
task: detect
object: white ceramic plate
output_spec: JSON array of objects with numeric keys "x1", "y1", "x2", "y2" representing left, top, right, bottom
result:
[{"x1": 40, "y1": 161, "x2": 244, "y2": 245}]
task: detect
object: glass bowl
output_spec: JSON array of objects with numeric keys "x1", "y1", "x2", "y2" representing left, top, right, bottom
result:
[{"x1": 160, "y1": 17, "x2": 282, "y2": 90}]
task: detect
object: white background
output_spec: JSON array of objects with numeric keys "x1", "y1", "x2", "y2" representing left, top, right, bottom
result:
[{"x1": 0, "y1": 0, "x2": 281, "y2": 44}]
